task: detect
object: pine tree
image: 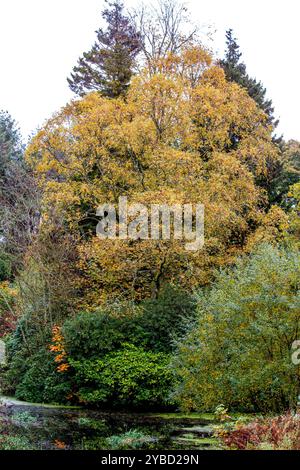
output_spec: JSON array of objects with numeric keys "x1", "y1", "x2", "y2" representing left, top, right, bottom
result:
[
  {"x1": 220, "y1": 29, "x2": 278, "y2": 128},
  {"x1": 0, "y1": 111, "x2": 23, "y2": 169},
  {"x1": 68, "y1": 0, "x2": 142, "y2": 98}
]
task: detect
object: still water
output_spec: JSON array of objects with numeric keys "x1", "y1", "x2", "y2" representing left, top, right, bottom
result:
[{"x1": 0, "y1": 399, "x2": 217, "y2": 450}]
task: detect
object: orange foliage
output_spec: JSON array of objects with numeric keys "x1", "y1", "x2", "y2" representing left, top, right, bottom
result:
[{"x1": 50, "y1": 326, "x2": 70, "y2": 373}]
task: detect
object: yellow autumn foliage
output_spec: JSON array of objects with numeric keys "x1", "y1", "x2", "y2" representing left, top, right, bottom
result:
[{"x1": 26, "y1": 47, "x2": 283, "y2": 306}]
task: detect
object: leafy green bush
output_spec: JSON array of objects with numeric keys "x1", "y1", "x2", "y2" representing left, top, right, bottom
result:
[
  {"x1": 137, "y1": 285, "x2": 197, "y2": 353},
  {"x1": 5, "y1": 285, "x2": 193, "y2": 407},
  {"x1": 173, "y1": 244, "x2": 300, "y2": 413},
  {"x1": 11, "y1": 349, "x2": 71, "y2": 404},
  {"x1": 70, "y1": 344, "x2": 173, "y2": 409},
  {"x1": 63, "y1": 285, "x2": 197, "y2": 360},
  {"x1": 62, "y1": 305, "x2": 138, "y2": 360},
  {"x1": 4, "y1": 319, "x2": 71, "y2": 404}
]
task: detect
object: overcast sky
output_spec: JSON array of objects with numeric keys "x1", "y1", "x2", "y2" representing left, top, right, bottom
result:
[{"x1": 0, "y1": 0, "x2": 299, "y2": 141}]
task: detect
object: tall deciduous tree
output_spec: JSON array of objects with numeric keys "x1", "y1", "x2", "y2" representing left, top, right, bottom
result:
[
  {"x1": 28, "y1": 47, "x2": 284, "y2": 306},
  {"x1": 68, "y1": 0, "x2": 142, "y2": 98},
  {"x1": 220, "y1": 29, "x2": 278, "y2": 128},
  {"x1": 0, "y1": 112, "x2": 40, "y2": 276},
  {"x1": 133, "y1": 0, "x2": 199, "y2": 72}
]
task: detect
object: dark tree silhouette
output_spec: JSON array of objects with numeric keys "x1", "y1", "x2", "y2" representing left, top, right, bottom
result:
[{"x1": 68, "y1": 0, "x2": 142, "y2": 98}]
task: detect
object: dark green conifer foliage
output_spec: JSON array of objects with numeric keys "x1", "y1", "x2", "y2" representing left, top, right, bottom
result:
[
  {"x1": 68, "y1": 0, "x2": 142, "y2": 98},
  {"x1": 220, "y1": 29, "x2": 278, "y2": 128}
]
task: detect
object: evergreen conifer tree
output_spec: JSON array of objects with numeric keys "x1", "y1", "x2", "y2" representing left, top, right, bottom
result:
[
  {"x1": 220, "y1": 29, "x2": 278, "y2": 128},
  {"x1": 68, "y1": 0, "x2": 141, "y2": 98}
]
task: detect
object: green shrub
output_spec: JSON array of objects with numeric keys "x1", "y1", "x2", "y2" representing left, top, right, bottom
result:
[
  {"x1": 12, "y1": 349, "x2": 71, "y2": 404},
  {"x1": 63, "y1": 285, "x2": 197, "y2": 360},
  {"x1": 4, "y1": 320, "x2": 71, "y2": 404},
  {"x1": 173, "y1": 244, "x2": 300, "y2": 413},
  {"x1": 62, "y1": 305, "x2": 139, "y2": 360},
  {"x1": 137, "y1": 285, "x2": 197, "y2": 353},
  {"x1": 70, "y1": 344, "x2": 173, "y2": 409}
]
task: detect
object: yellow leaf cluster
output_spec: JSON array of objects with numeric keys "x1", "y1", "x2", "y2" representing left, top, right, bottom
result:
[{"x1": 26, "y1": 46, "x2": 281, "y2": 306}]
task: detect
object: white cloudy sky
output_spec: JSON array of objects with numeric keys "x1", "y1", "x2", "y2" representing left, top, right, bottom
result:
[{"x1": 0, "y1": 0, "x2": 299, "y2": 140}]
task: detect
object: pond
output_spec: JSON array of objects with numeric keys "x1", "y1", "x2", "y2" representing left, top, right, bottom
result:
[{"x1": 0, "y1": 397, "x2": 219, "y2": 450}]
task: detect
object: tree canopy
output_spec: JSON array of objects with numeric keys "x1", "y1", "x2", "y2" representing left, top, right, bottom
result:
[{"x1": 28, "y1": 46, "x2": 284, "y2": 306}]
